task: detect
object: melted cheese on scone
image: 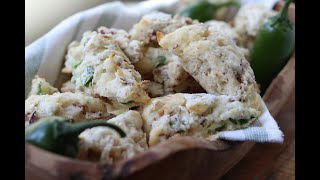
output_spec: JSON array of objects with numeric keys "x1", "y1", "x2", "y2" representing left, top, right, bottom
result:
[
  {"x1": 78, "y1": 110, "x2": 148, "y2": 163},
  {"x1": 159, "y1": 23, "x2": 260, "y2": 108},
  {"x1": 141, "y1": 93, "x2": 261, "y2": 146},
  {"x1": 25, "y1": 92, "x2": 111, "y2": 126}
]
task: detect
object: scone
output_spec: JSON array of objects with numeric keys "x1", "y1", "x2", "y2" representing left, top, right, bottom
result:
[
  {"x1": 71, "y1": 30, "x2": 150, "y2": 108},
  {"x1": 130, "y1": 12, "x2": 203, "y2": 94},
  {"x1": 158, "y1": 23, "x2": 260, "y2": 109},
  {"x1": 25, "y1": 92, "x2": 112, "y2": 126},
  {"x1": 130, "y1": 12, "x2": 194, "y2": 47},
  {"x1": 63, "y1": 27, "x2": 144, "y2": 74},
  {"x1": 129, "y1": 12, "x2": 194, "y2": 78},
  {"x1": 78, "y1": 110, "x2": 148, "y2": 163},
  {"x1": 98, "y1": 27, "x2": 144, "y2": 63},
  {"x1": 141, "y1": 93, "x2": 261, "y2": 146}
]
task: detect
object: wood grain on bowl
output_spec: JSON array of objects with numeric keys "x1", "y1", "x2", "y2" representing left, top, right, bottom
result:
[{"x1": 25, "y1": 2, "x2": 295, "y2": 180}]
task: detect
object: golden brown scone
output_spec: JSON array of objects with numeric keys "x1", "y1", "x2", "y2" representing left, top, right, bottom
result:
[
  {"x1": 159, "y1": 23, "x2": 260, "y2": 109},
  {"x1": 78, "y1": 110, "x2": 148, "y2": 163},
  {"x1": 71, "y1": 30, "x2": 150, "y2": 108},
  {"x1": 130, "y1": 12, "x2": 194, "y2": 47},
  {"x1": 130, "y1": 12, "x2": 203, "y2": 93},
  {"x1": 141, "y1": 93, "x2": 261, "y2": 146},
  {"x1": 25, "y1": 92, "x2": 112, "y2": 127},
  {"x1": 63, "y1": 27, "x2": 144, "y2": 74},
  {"x1": 129, "y1": 12, "x2": 195, "y2": 79},
  {"x1": 98, "y1": 27, "x2": 144, "y2": 63},
  {"x1": 28, "y1": 75, "x2": 58, "y2": 97}
]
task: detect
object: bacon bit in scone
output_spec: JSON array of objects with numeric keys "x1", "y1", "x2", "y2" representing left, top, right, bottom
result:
[
  {"x1": 140, "y1": 80, "x2": 150, "y2": 89},
  {"x1": 173, "y1": 44, "x2": 179, "y2": 49},
  {"x1": 158, "y1": 108, "x2": 164, "y2": 116},
  {"x1": 214, "y1": 72, "x2": 219, "y2": 77},
  {"x1": 217, "y1": 38, "x2": 225, "y2": 46},
  {"x1": 28, "y1": 111, "x2": 38, "y2": 124},
  {"x1": 229, "y1": 20, "x2": 235, "y2": 27},
  {"x1": 156, "y1": 31, "x2": 164, "y2": 43},
  {"x1": 148, "y1": 30, "x2": 159, "y2": 46},
  {"x1": 203, "y1": 30, "x2": 210, "y2": 38},
  {"x1": 117, "y1": 70, "x2": 124, "y2": 77},
  {"x1": 102, "y1": 34, "x2": 112, "y2": 39},
  {"x1": 235, "y1": 72, "x2": 243, "y2": 83},
  {"x1": 185, "y1": 18, "x2": 193, "y2": 25}
]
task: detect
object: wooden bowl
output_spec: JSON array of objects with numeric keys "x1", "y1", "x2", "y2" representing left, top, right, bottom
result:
[{"x1": 25, "y1": 2, "x2": 295, "y2": 180}]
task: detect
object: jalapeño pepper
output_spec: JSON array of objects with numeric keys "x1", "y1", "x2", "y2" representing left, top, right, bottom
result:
[
  {"x1": 250, "y1": 0, "x2": 295, "y2": 94},
  {"x1": 25, "y1": 116, "x2": 126, "y2": 157},
  {"x1": 179, "y1": 0, "x2": 240, "y2": 22}
]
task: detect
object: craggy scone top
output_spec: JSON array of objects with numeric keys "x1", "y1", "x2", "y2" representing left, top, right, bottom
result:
[
  {"x1": 71, "y1": 30, "x2": 150, "y2": 108},
  {"x1": 25, "y1": 92, "x2": 112, "y2": 126},
  {"x1": 159, "y1": 23, "x2": 261, "y2": 109},
  {"x1": 78, "y1": 111, "x2": 148, "y2": 163},
  {"x1": 141, "y1": 93, "x2": 260, "y2": 146}
]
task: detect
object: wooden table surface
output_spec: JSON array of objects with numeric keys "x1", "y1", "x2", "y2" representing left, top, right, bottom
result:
[{"x1": 221, "y1": 89, "x2": 295, "y2": 180}]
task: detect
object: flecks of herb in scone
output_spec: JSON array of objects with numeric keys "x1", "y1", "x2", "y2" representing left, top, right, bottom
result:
[{"x1": 155, "y1": 56, "x2": 168, "y2": 68}]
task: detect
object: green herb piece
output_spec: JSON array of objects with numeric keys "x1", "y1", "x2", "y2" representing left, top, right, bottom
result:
[
  {"x1": 120, "y1": 100, "x2": 135, "y2": 105},
  {"x1": 169, "y1": 117, "x2": 179, "y2": 127},
  {"x1": 239, "y1": 119, "x2": 249, "y2": 125},
  {"x1": 207, "y1": 129, "x2": 215, "y2": 135},
  {"x1": 83, "y1": 66, "x2": 94, "y2": 87},
  {"x1": 215, "y1": 124, "x2": 226, "y2": 132},
  {"x1": 72, "y1": 60, "x2": 82, "y2": 69},
  {"x1": 36, "y1": 83, "x2": 42, "y2": 95},
  {"x1": 229, "y1": 118, "x2": 237, "y2": 125},
  {"x1": 155, "y1": 56, "x2": 167, "y2": 68}
]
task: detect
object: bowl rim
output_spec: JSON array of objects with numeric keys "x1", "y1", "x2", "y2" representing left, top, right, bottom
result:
[{"x1": 25, "y1": 1, "x2": 295, "y2": 179}]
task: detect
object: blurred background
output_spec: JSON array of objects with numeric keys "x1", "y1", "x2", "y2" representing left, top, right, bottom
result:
[{"x1": 25, "y1": 0, "x2": 141, "y2": 46}]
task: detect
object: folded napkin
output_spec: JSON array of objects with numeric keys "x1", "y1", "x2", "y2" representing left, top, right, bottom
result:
[{"x1": 25, "y1": 0, "x2": 283, "y2": 143}]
